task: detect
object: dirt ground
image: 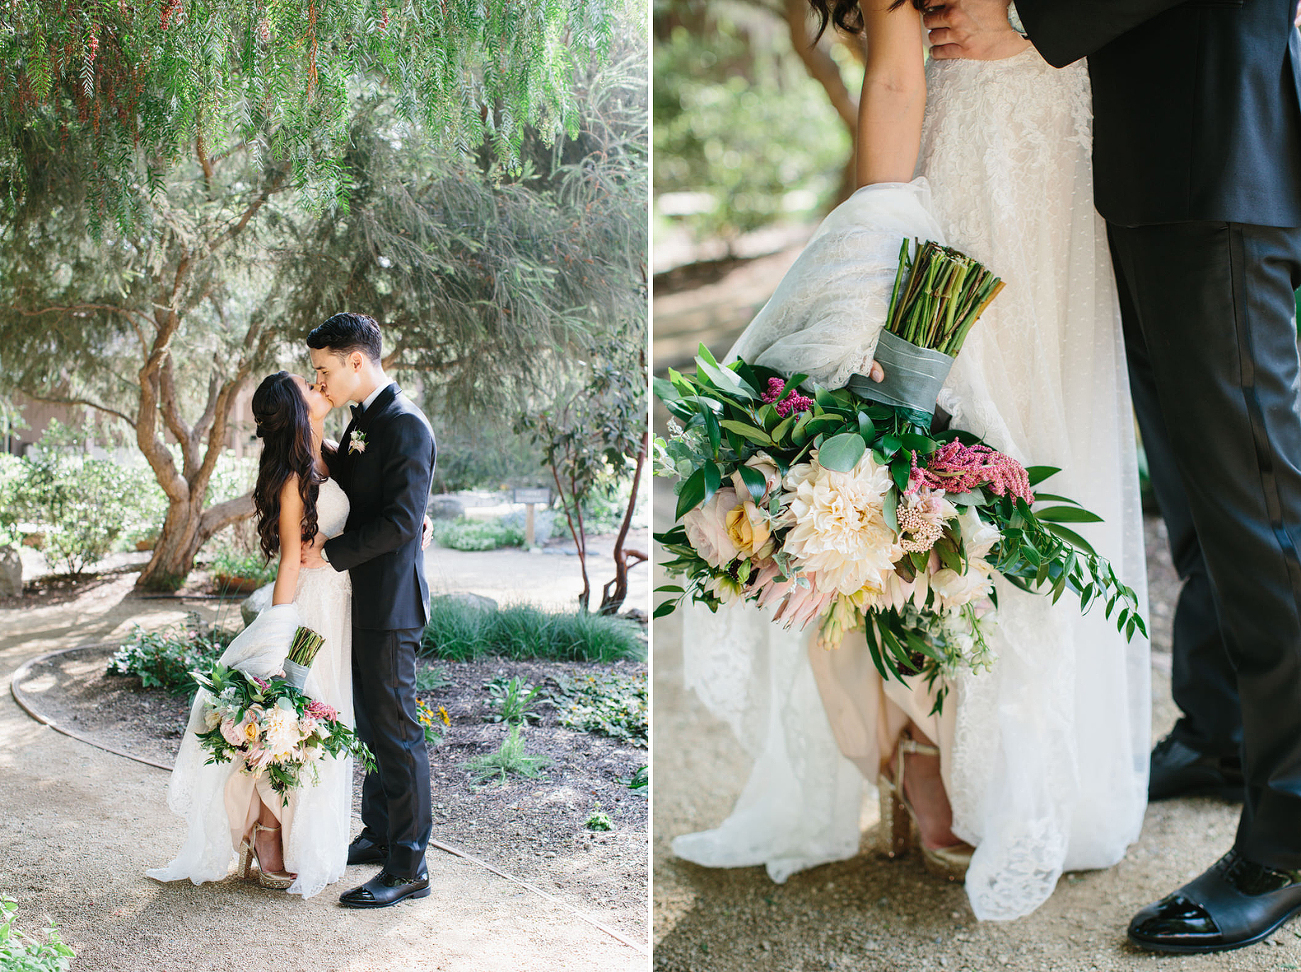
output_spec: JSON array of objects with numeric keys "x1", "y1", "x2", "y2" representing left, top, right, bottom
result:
[
  {"x1": 651, "y1": 483, "x2": 1301, "y2": 972},
  {"x1": 0, "y1": 538, "x2": 650, "y2": 972},
  {"x1": 16, "y1": 647, "x2": 648, "y2": 939}
]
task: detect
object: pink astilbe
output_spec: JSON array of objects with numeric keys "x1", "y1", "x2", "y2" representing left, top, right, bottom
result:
[
  {"x1": 908, "y1": 441, "x2": 1034, "y2": 504},
  {"x1": 760, "y1": 378, "x2": 815, "y2": 418},
  {"x1": 305, "y1": 700, "x2": 338, "y2": 722}
]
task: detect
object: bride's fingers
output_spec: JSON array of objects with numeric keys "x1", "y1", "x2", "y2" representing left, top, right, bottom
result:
[{"x1": 870, "y1": 360, "x2": 885, "y2": 383}]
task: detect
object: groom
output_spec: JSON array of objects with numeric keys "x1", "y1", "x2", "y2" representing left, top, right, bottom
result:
[
  {"x1": 303, "y1": 312, "x2": 437, "y2": 908},
  {"x1": 931, "y1": 0, "x2": 1301, "y2": 953}
]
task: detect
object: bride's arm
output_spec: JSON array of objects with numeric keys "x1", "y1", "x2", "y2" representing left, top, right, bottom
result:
[
  {"x1": 272, "y1": 476, "x2": 303, "y2": 607},
  {"x1": 856, "y1": 0, "x2": 927, "y2": 187}
]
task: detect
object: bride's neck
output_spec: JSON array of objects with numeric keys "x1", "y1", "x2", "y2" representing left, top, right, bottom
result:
[{"x1": 310, "y1": 418, "x2": 325, "y2": 469}]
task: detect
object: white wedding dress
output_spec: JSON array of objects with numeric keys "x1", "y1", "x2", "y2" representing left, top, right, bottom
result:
[
  {"x1": 148, "y1": 476, "x2": 354, "y2": 899},
  {"x1": 671, "y1": 48, "x2": 1151, "y2": 920}
]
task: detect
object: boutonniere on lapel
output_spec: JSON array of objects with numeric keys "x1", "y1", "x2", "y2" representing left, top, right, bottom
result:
[{"x1": 349, "y1": 430, "x2": 368, "y2": 455}]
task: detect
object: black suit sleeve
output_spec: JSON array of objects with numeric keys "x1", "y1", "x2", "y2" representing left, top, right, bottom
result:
[
  {"x1": 1017, "y1": 0, "x2": 1189, "y2": 66},
  {"x1": 321, "y1": 413, "x2": 433, "y2": 572}
]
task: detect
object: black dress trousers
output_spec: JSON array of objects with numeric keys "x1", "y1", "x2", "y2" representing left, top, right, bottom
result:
[{"x1": 1109, "y1": 221, "x2": 1301, "y2": 868}]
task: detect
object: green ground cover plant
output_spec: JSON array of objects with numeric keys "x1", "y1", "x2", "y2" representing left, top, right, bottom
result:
[
  {"x1": 555, "y1": 670, "x2": 648, "y2": 748},
  {"x1": 482, "y1": 676, "x2": 545, "y2": 725},
  {"x1": 465, "y1": 725, "x2": 552, "y2": 785},
  {"x1": 0, "y1": 895, "x2": 73, "y2": 972},
  {"x1": 431, "y1": 517, "x2": 526, "y2": 551}
]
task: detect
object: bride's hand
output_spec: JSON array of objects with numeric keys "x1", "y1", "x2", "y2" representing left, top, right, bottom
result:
[
  {"x1": 927, "y1": 0, "x2": 1031, "y2": 61},
  {"x1": 868, "y1": 360, "x2": 885, "y2": 383},
  {"x1": 421, "y1": 515, "x2": 433, "y2": 551}
]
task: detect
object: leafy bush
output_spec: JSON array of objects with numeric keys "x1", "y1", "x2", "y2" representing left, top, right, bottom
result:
[
  {"x1": 556, "y1": 670, "x2": 647, "y2": 748},
  {"x1": 585, "y1": 807, "x2": 613, "y2": 831},
  {"x1": 207, "y1": 550, "x2": 277, "y2": 586},
  {"x1": 106, "y1": 615, "x2": 233, "y2": 694},
  {"x1": 0, "y1": 895, "x2": 73, "y2": 972},
  {"x1": 430, "y1": 517, "x2": 525, "y2": 551},
  {"x1": 465, "y1": 725, "x2": 552, "y2": 785},
  {"x1": 420, "y1": 601, "x2": 645, "y2": 662}
]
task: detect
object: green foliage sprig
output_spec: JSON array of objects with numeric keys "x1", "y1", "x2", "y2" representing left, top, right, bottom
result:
[
  {"x1": 0, "y1": 896, "x2": 73, "y2": 972},
  {"x1": 464, "y1": 724, "x2": 551, "y2": 785},
  {"x1": 106, "y1": 615, "x2": 232, "y2": 693},
  {"x1": 554, "y1": 670, "x2": 647, "y2": 748}
]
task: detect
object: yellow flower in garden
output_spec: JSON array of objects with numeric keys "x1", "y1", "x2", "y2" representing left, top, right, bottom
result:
[{"x1": 439, "y1": 705, "x2": 450, "y2": 726}]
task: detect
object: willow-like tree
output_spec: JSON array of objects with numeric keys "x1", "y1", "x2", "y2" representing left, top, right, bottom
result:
[{"x1": 0, "y1": 2, "x2": 641, "y2": 589}]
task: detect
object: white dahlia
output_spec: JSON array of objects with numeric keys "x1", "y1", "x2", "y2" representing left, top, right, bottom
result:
[{"x1": 780, "y1": 451, "x2": 902, "y2": 596}]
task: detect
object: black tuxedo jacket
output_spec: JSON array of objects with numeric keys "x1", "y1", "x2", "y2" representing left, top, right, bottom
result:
[
  {"x1": 1016, "y1": 0, "x2": 1301, "y2": 228},
  {"x1": 324, "y1": 383, "x2": 436, "y2": 631}
]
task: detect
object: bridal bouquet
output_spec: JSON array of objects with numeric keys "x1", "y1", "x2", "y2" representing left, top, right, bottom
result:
[
  {"x1": 191, "y1": 661, "x2": 375, "y2": 805},
  {"x1": 654, "y1": 239, "x2": 1145, "y2": 710}
]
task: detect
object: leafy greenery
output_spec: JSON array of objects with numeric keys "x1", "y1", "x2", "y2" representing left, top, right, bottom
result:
[
  {"x1": 0, "y1": 895, "x2": 73, "y2": 972},
  {"x1": 620, "y1": 764, "x2": 648, "y2": 791},
  {"x1": 420, "y1": 601, "x2": 646, "y2": 663},
  {"x1": 207, "y1": 550, "x2": 277, "y2": 585},
  {"x1": 654, "y1": 5, "x2": 855, "y2": 242},
  {"x1": 0, "y1": 0, "x2": 626, "y2": 230},
  {"x1": 555, "y1": 669, "x2": 647, "y2": 748},
  {"x1": 106, "y1": 615, "x2": 232, "y2": 694},
  {"x1": 430, "y1": 518, "x2": 525, "y2": 552},
  {"x1": 465, "y1": 724, "x2": 552, "y2": 785},
  {"x1": 585, "y1": 807, "x2": 613, "y2": 831},
  {"x1": 482, "y1": 676, "x2": 545, "y2": 725}
]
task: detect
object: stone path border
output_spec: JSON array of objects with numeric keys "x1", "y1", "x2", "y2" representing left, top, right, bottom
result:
[{"x1": 12, "y1": 642, "x2": 647, "y2": 957}]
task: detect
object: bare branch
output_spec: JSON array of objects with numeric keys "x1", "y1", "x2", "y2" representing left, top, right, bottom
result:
[
  {"x1": 784, "y1": 0, "x2": 858, "y2": 134},
  {"x1": 19, "y1": 390, "x2": 137, "y2": 428},
  {"x1": 207, "y1": 165, "x2": 291, "y2": 255}
]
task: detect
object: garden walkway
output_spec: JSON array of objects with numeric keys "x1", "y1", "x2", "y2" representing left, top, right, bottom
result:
[{"x1": 0, "y1": 538, "x2": 648, "y2": 972}]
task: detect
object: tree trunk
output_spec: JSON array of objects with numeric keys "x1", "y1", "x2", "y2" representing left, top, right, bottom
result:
[{"x1": 599, "y1": 431, "x2": 649, "y2": 616}]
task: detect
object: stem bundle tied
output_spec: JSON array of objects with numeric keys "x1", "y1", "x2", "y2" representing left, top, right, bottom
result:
[
  {"x1": 286, "y1": 626, "x2": 325, "y2": 667},
  {"x1": 885, "y1": 239, "x2": 1005, "y2": 356}
]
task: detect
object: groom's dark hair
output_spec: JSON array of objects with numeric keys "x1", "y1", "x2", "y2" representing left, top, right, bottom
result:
[{"x1": 307, "y1": 312, "x2": 383, "y2": 363}]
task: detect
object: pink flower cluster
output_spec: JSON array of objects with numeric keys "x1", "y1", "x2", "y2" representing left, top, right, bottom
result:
[
  {"x1": 761, "y1": 378, "x2": 815, "y2": 418},
  {"x1": 908, "y1": 441, "x2": 1035, "y2": 504},
  {"x1": 305, "y1": 700, "x2": 338, "y2": 722}
]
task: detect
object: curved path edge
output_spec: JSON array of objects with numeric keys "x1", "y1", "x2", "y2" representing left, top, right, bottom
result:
[{"x1": 12, "y1": 642, "x2": 647, "y2": 956}]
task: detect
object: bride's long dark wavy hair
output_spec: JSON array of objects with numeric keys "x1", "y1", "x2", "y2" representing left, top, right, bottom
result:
[
  {"x1": 808, "y1": 0, "x2": 922, "y2": 41},
  {"x1": 251, "y1": 371, "x2": 321, "y2": 561}
]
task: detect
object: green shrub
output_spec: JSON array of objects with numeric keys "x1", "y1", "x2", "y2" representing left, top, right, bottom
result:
[
  {"x1": 465, "y1": 725, "x2": 552, "y2": 785},
  {"x1": 0, "y1": 895, "x2": 74, "y2": 972},
  {"x1": 207, "y1": 550, "x2": 277, "y2": 585},
  {"x1": 585, "y1": 807, "x2": 613, "y2": 831},
  {"x1": 106, "y1": 615, "x2": 233, "y2": 694},
  {"x1": 420, "y1": 601, "x2": 645, "y2": 662},
  {"x1": 556, "y1": 670, "x2": 647, "y2": 748},
  {"x1": 431, "y1": 517, "x2": 525, "y2": 551}
]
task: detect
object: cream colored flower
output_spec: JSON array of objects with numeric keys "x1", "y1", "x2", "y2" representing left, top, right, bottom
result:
[
  {"x1": 262, "y1": 705, "x2": 302, "y2": 757},
  {"x1": 928, "y1": 512, "x2": 1001, "y2": 611},
  {"x1": 780, "y1": 451, "x2": 902, "y2": 596},
  {"x1": 682, "y1": 486, "x2": 741, "y2": 568},
  {"x1": 957, "y1": 507, "x2": 1001, "y2": 561},
  {"x1": 203, "y1": 707, "x2": 223, "y2": 732},
  {"x1": 896, "y1": 487, "x2": 959, "y2": 553}
]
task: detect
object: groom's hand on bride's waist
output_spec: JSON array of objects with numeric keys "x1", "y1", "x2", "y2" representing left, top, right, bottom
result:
[
  {"x1": 927, "y1": 0, "x2": 1031, "y2": 62},
  {"x1": 301, "y1": 532, "x2": 329, "y2": 569}
]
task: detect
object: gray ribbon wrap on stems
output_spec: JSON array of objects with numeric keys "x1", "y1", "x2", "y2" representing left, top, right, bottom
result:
[{"x1": 847, "y1": 330, "x2": 955, "y2": 424}]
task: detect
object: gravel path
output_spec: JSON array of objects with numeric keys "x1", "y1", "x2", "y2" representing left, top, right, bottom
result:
[
  {"x1": 0, "y1": 542, "x2": 649, "y2": 972},
  {"x1": 651, "y1": 485, "x2": 1298, "y2": 972}
]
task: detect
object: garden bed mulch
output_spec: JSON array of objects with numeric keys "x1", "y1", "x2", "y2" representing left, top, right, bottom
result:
[{"x1": 15, "y1": 646, "x2": 648, "y2": 940}]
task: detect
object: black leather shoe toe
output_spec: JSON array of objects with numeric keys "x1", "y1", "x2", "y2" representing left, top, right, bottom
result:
[
  {"x1": 1128, "y1": 850, "x2": 1301, "y2": 954},
  {"x1": 339, "y1": 870, "x2": 431, "y2": 909},
  {"x1": 1148, "y1": 734, "x2": 1244, "y2": 802},
  {"x1": 346, "y1": 834, "x2": 388, "y2": 866}
]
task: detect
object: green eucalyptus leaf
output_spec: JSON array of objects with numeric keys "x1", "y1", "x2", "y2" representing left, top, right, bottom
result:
[{"x1": 817, "y1": 433, "x2": 867, "y2": 472}]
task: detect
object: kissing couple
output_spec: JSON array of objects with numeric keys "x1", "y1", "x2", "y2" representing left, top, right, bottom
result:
[{"x1": 149, "y1": 311, "x2": 439, "y2": 909}]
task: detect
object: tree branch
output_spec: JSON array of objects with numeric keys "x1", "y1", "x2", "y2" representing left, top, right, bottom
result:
[
  {"x1": 19, "y1": 390, "x2": 137, "y2": 428},
  {"x1": 207, "y1": 165, "x2": 291, "y2": 255},
  {"x1": 784, "y1": 0, "x2": 858, "y2": 134},
  {"x1": 198, "y1": 491, "x2": 255, "y2": 537}
]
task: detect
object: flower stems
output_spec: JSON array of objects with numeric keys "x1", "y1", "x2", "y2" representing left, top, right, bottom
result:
[
  {"x1": 287, "y1": 626, "x2": 325, "y2": 667},
  {"x1": 884, "y1": 239, "x2": 1003, "y2": 356}
]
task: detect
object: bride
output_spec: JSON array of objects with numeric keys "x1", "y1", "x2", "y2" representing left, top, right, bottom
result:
[
  {"x1": 670, "y1": 0, "x2": 1150, "y2": 920},
  {"x1": 148, "y1": 371, "x2": 353, "y2": 898}
]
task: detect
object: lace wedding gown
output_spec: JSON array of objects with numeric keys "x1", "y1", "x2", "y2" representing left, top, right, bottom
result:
[
  {"x1": 672, "y1": 48, "x2": 1150, "y2": 921},
  {"x1": 147, "y1": 476, "x2": 354, "y2": 899}
]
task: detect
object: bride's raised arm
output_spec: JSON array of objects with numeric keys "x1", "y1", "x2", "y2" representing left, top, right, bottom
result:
[
  {"x1": 856, "y1": 0, "x2": 926, "y2": 186},
  {"x1": 272, "y1": 475, "x2": 304, "y2": 606}
]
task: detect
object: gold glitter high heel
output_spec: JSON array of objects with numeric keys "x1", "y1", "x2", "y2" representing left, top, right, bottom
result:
[{"x1": 877, "y1": 733, "x2": 973, "y2": 881}]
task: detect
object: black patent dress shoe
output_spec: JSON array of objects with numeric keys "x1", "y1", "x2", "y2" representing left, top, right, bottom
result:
[
  {"x1": 1128, "y1": 849, "x2": 1301, "y2": 953},
  {"x1": 346, "y1": 833, "x2": 389, "y2": 866},
  {"x1": 339, "y1": 869, "x2": 431, "y2": 909},
  {"x1": 1148, "y1": 734, "x2": 1244, "y2": 801}
]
